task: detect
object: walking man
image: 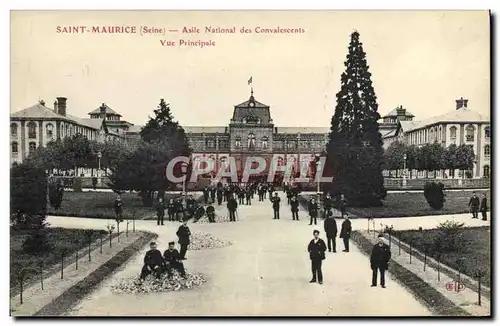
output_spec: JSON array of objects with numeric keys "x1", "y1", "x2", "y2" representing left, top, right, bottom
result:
[
  {"x1": 307, "y1": 230, "x2": 327, "y2": 284},
  {"x1": 370, "y1": 234, "x2": 391, "y2": 288},
  {"x1": 308, "y1": 197, "x2": 319, "y2": 225},
  {"x1": 469, "y1": 192, "x2": 480, "y2": 219},
  {"x1": 176, "y1": 218, "x2": 191, "y2": 259},
  {"x1": 227, "y1": 195, "x2": 238, "y2": 222},
  {"x1": 290, "y1": 195, "x2": 300, "y2": 221},
  {"x1": 340, "y1": 213, "x2": 352, "y2": 252},
  {"x1": 114, "y1": 195, "x2": 124, "y2": 222},
  {"x1": 480, "y1": 193, "x2": 488, "y2": 221},
  {"x1": 324, "y1": 210, "x2": 337, "y2": 252},
  {"x1": 271, "y1": 192, "x2": 281, "y2": 219}
]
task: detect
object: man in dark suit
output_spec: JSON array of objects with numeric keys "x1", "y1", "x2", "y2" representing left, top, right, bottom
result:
[
  {"x1": 323, "y1": 193, "x2": 333, "y2": 218},
  {"x1": 156, "y1": 197, "x2": 165, "y2": 225},
  {"x1": 271, "y1": 192, "x2": 281, "y2": 219},
  {"x1": 469, "y1": 192, "x2": 480, "y2": 219},
  {"x1": 203, "y1": 186, "x2": 209, "y2": 204},
  {"x1": 167, "y1": 198, "x2": 176, "y2": 221},
  {"x1": 227, "y1": 195, "x2": 238, "y2": 222},
  {"x1": 307, "y1": 230, "x2": 327, "y2": 284},
  {"x1": 114, "y1": 195, "x2": 124, "y2": 222},
  {"x1": 324, "y1": 210, "x2": 337, "y2": 252},
  {"x1": 339, "y1": 194, "x2": 347, "y2": 218},
  {"x1": 308, "y1": 197, "x2": 319, "y2": 225},
  {"x1": 164, "y1": 241, "x2": 186, "y2": 278},
  {"x1": 340, "y1": 213, "x2": 352, "y2": 252},
  {"x1": 480, "y1": 193, "x2": 488, "y2": 221},
  {"x1": 370, "y1": 234, "x2": 391, "y2": 288},
  {"x1": 206, "y1": 201, "x2": 216, "y2": 223},
  {"x1": 290, "y1": 195, "x2": 300, "y2": 221},
  {"x1": 176, "y1": 219, "x2": 191, "y2": 259},
  {"x1": 140, "y1": 242, "x2": 165, "y2": 280}
]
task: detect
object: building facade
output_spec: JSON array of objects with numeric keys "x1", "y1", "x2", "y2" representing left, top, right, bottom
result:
[
  {"x1": 10, "y1": 97, "x2": 129, "y2": 165},
  {"x1": 382, "y1": 98, "x2": 491, "y2": 178}
]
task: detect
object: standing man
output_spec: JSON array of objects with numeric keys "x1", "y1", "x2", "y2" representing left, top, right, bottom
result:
[
  {"x1": 114, "y1": 194, "x2": 123, "y2": 222},
  {"x1": 469, "y1": 192, "x2": 480, "y2": 219},
  {"x1": 164, "y1": 241, "x2": 186, "y2": 278},
  {"x1": 307, "y1": 230, "x2": 327, "y2": 284},
  {"x1": 324, "y1": 210, "x2": 337, "y2": 252},
  {"x1": 227, "y1": 195, "x2": 238, "y2": 222},
  {"x1": 245, "y1": 187, "x2": 252, "y2": 205},
  {"x1": 156, "y1": 197, "x2": 165, "y2": 226},
  {"x1": 290, "y1": 195, "x2": 300, "y2": 221},
  {"x1": 216, "y1": 187, "x2": 223, "y2": 206},
  {"x1": 308, "y1": 197, "x2": 319, "y2": 225},
  {"x1": 370, "y1": 234, "x2": 391, "y2": 288},
  {"x1": 176, "y1": 218, "x2": 191, "y2": 259},
  {"x1": 203, "y1": 186, "x2": 209, "y2": 205},
  {"x1": 271, "y1": 192, "x2": 281, "y2": 219},
  {"x1": 139, "y1": 242, "x2": 164, "y2": 280},
  {"x1": 339, "y1": 194, "x2": 347, "y2": 218},
  {"x1": 167, "y1": 198, "x2": 176, "y2": 221},
  {"x1": 480, "y1": 193, "x2": 488, "y2": 221},
  {"x1": 340, "y1": 213, "x2": 352, "y2": 252},
  {"x1": 323, "y1": 193, "x2": 333, "y2": 219}
]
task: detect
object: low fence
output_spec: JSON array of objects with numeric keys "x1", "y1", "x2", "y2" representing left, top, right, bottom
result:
[{"x1": 384, "y1": 178, "x2": 490, "y2": 190}]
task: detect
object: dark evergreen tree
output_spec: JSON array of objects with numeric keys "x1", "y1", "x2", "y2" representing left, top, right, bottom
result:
[{"x1": 326, "y1": 31, "x2": 386, "y2": 206}]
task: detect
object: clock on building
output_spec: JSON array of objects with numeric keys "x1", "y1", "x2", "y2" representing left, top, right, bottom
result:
[{"x1": 249, "y1": 102, "x2": 255, "y2": 107}]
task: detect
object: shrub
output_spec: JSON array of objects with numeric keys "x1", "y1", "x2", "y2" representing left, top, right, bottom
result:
[
  {"x1": 72, "y1": 177, "x2": 83, "y2": 192},
  {"x1": 423, "y1": 182, "x2": 446, "y2": 210},
  {"x1": 436, "y1": 219, "x2": 465, "y2": 252},
  {"x1": 49, "y1": 181, "x2": 64, "y2": 210}
]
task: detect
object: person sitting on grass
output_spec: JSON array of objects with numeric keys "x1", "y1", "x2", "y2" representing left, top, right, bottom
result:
[
  {"x1": 164, "y1": 241, "x2": 187, "y2": 278},
  {"x1": 139, "y1": 241, "x2": 165, "y2": 281}
]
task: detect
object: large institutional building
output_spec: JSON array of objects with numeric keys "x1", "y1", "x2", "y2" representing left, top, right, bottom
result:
[{"x1": 10, "y1": 92, "x2": 490, "y2": 178}]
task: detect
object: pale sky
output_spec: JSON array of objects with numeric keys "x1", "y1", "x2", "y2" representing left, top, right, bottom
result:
[{"x1": 10, "y1": 10, "x2": 490, "y2": 127}]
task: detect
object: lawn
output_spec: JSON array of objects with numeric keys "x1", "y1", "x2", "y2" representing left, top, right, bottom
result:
[
  {"x1": 10, "y1": 227, "x2": 107, "y2": 295},
  {"x1": 47, "y1": 192, "x2": 173, "y2": 220},
  {"x1": 347, "y1": 190, "x2": 490, "y2": 218},
  {"x1": 392, "y1": 226, "x2": 491, "y2": 287}
]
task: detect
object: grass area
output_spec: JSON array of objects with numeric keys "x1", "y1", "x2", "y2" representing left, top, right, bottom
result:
[
  {"x1": 47, "y1": 192, "x2": 174, "y2": 220},
  {"x1": 10, "y1": 227, "x2": 107, "y2": 294},
  {"x1": 392, "y1": 227, "x2": 491, "y2": 287},
  {"x1": 347, "y1": 190, "x2": 490, "y2": 218}
]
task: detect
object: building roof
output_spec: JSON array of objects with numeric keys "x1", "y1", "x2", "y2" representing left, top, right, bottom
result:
[
  {"x1": 275, "y1": 127, "x2": 330, "y2": 134},
  {"x1": 232, "y1": 91, "x2": 272, "y2": 124},
  {"x1": 399, "y1": 121, "x2": 420, "y2": 132},
  {"x1": 126, "y1": 125, "x2": 143, "y2": 134},
  {"x1": 88, "y1": 103, "x2": 122, "y2": 117},
  {"x1": 67, "y1": 115, "x2": 104, "y2": 130},
  {"x1": 406, "y1": 108, "x2": 489, "y2": 132},
  {"x1": 382, "y1": 129, "x2": 397, "y2": 138},
  {"x1": 11, "y1": 103, "x2": 63, "y2": 119},
  {"x1": 383, "y1": 107, "x2": 415, "y2": 118},
  {"x1": 184, "y1": 126, "x2": 227, "y2": 134}
]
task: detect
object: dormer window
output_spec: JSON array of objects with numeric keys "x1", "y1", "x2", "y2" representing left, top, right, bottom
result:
[{"x1": 243, "y1": 116, "x2": 260, "y2": 124}]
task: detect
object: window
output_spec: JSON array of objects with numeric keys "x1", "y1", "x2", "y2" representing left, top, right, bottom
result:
[
  {"x1": 46, "y1": 123, "x2": 54, "y2": 139},
  {"x1": 466, "y1": 125, "x2": 475, "y2": 142},
  {"x1": 483, "y1": 165, "x2": 490, "y2": 178},
  {"x1": 65, "y1": 124, "x2": 69, "y2": 137},
  {"x1": 10, "y1": 123, "x2": 18, "y2": 137},
  {"x1": 206, "y1": 138, "x2": 215, "y2": 149},
  {"x1": 261, "y1": 136, "x2": 269, "y2": 149},
  {"x1": 248, "y1": 133, "x2": 256, "y2": 149},
  {"x1": 235, "y1": 136, "x2": 242, "y2": 148},
  {"x1": 27, "y1": 121, "x2": 37, "y2": 139},
  {"x1": 219, "y1": 139, "x2": 229, "y2": 149},
  {"x1": 450, "y1": 126, "x2": 457, "y2": 139},
  {"x1": 485, "y1": 127, "x2": 490, "y2": 139},
  {"x1": 28, "y1": 142, "x2": 36, "y2": 152},
  {"x1": 484, "y1": 145, "x2": 490, "y2": 157},
  {"x1": 11, "y1": 142, "x2": 18, "y2": 154}
]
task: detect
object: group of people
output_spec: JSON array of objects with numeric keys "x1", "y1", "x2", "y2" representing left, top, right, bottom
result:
[{"x1": 468, "y1": 192, "x2": 488, "y2": 220}]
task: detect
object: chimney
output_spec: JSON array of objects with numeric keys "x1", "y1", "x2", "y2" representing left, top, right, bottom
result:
[
  {"x1": 39, "y1": 99, "x2": 45, "y2": 106},
  {"x1": 53, "y1": 100, "x2": 58, "y2": 112},
  {"x1": 56, "y1": 97, "x2": 67, "y2": 116},
  {"x1": 456, "y1": 97, "x2": 466, "y2": 110},
  {"x1": 396, "y1": 105, "x2": 406, "y2": 116},
  {"x1": 99, "y1": 103, "x2": 107, "y2": 119}
]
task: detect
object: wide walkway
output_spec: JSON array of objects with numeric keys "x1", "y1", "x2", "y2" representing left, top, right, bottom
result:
[{"x1": 46, "y1": 193, "x2": 439, "y2": 316}]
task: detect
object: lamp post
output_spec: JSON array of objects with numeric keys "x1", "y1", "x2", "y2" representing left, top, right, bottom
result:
[
  {"x1": 97, "y1": 151, "x2": 102, "y2": 186},
  {"x1": 403, "y1": 153, "x2": 407, "y2": 188}
]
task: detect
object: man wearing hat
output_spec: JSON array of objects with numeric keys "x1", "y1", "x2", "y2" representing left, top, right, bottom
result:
[
  {"x1": 271, "y1": 192, "x2": 281, "y2": 220},
  {"x1": 164, "y1": 241, "x2": 186, "y2": 278},
  {"x1": 339, "y1": 213, "x2": 352, "y2": 252},
  {"x1": 140, "y1": 241, "x2": 165, "y2": 280},
  {"x1": 370, "y1": 234, "x2": 392, "y2": 288},
  {"x1": 307, "y1": 230, "x2": 327, "y2": 284},
  {"x1": 206, "y1": 201, "x2": 216, "y2": 223},
  {"x1": 176, "y1": 218, "x2": 191, "y2": 259}
]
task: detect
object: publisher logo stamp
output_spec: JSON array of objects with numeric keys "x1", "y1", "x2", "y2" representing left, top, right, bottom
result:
[{"x1": 445, "y1": 281, "x2": 465, "y2": 292}]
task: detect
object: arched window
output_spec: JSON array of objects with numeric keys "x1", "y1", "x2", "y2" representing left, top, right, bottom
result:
[
  {"x1": 485, "y1": 126, "x2": 490, "y2": 139},
  {"x1": 450, "y1": 126, "x2": 457, "y2": 139},
  {"x1": 465, "y1": 125, "x2": 475, "y2": 142},
  {"x1": 65, "y1": 124, "x2": 69, "y2": 137},
  {"x1": 261, "y1": 136, "x2": 269, "y2": 149},
  {"x1": 248, "y1": 133, "x2": 256, "y2": 149},
  {"x1": 10, "y1": 123, "x2": 18, "y2": 137},
  {"x1": 483, "y1": 165, "x2": 490, "y2": 178},
  {"x1": 46, "y1": 123, "x2": 54, "y2": 139},
  {"x1": 484, "y1": 145, "x2": 490, "y2": 157},
  {"x1": 234, "y1": 136, "x2": 241, "y2": 148},
  {"x1": 11, "y1": 142, "x2": 18, "y2": 154},
  {"x1": 27, "y1": 121, "x2": 37, "y2": 139}
]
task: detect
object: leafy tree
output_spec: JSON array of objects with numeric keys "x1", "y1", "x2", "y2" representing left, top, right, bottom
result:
[
  {"x1": 456, "y1": 143, "x2": 475, "y2": 178},
  {"x1": 436, "y1": 219, "x2": 465, "y2": 252},
  {"x1": 443, "y1": 144, "x2": 459, "y2": 178},
  {"x1": 423, "y1": 181, "x2": 446, "y2": 209},
  {"x1": 384, "y1": 141, "x2": 406, "y2": 176},
  {"x1": 325, "y1": 31, "x2": 386, "y2": 206},
  {"x1": 405, "y1": 145, "x2": 419, "y2": 178}
]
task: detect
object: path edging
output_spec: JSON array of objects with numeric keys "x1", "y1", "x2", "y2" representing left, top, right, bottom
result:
[
  {"x1": 351, "y1": 231, "x2": 471, "y2": 317},
  {"x1": 29, "y1": 231, "x2": 157, "y2": 317}
]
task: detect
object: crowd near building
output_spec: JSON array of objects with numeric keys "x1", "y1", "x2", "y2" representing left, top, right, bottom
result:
[{"x1": 10, "y1": 92, "x2": 490, "y2": 179}]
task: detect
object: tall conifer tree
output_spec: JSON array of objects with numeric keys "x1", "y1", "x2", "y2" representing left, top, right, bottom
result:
[{"x1": 326, "y1": 31, "x2": 387, "y2": 206}]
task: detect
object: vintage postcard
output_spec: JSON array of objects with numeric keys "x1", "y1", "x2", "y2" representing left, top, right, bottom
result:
[{"x1": 9, "y1": 10, "x2": 491, "y2": 317}]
